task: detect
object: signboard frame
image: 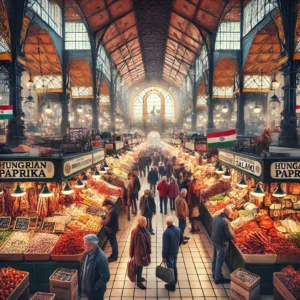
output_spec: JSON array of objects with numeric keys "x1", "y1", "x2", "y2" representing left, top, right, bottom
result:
[
  {"x1": 0, "y1": 217, "x2": 11, "y2": 230},
  {"x1": 13, "y1": 217, "x2": 31, "y2": 231}
]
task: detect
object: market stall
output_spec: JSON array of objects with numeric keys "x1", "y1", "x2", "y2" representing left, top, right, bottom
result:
[
  {"x1": 0, "y1": 148, "x2": 122, "y2": 293},
  {"x1": 199, "y1": 149, "x2": 300, "y2": 294}
]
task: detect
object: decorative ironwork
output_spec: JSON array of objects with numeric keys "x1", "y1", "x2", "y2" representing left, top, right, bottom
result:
[
  {"x1": 0, "y1": 0, "x2": 10, "y2": 52},
  {"x1": 65, "y1": 22, "x2": 90, "y2": 50},
  {"x1": 33, "y1": 75, "x2": 62, "y2": 90},
  {"x1": 215, "y1": 22, "x2": 240, "y2": 50},
  {"x1": 244, "y1": 75, "x2": 271, "y2": 89}
]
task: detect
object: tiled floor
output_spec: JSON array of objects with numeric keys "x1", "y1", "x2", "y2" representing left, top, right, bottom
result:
[{"x1": 103, "y1": 177, "x2": 274, "y2": 300}]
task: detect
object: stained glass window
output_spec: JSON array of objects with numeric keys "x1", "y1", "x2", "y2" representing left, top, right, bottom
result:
[
  {"x1": 32, "y1": 0, "x2": 62, "y2": 36},
  {"x1": 243, "y1": 0, "x2": 277, "y2": 36},
  {"x1": 195, "y1": 46, "x2": 208, "y2": 83},
  {"x1": 244, "y1": 75, "x2": 271, "y2": 89},
  {"x1": 33, "y1": 75, "x2": 62, "y2": 89},
  {"x1": 65, "y1": 23, "x2": 90, "y2": 50},
  {"x1": 97, "y1": 45, "x2": 111, "y2": 81},
  {"x1": 215, "y1": 22, "x2": 240, "y2": 50}
]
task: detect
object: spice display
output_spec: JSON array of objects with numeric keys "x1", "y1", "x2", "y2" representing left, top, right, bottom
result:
[
  {"x1": 270, "y1": 236, "x2": 300, "y2": 255},
  {"x1": 231, "y1": 269, "x2": 258, "y2": 286},
  {"x1": 201, "y1": 182, "x2": 231, "y2": 202},
  {"x1": 51, "y1": 232, "x2": 84, "y2": 255},
  {"x1": 210, "y1": 193, "x2": 226, "y2": 202},
  {"x1": 207, "y1": 201, "x2": 227, "y2": 215},
  {"x1": 290, "y1": 232, "x2": 300, "y2": 247},
  {"x1": 86, "y1": 205, "x2": 104, "y2": 216},
  {"x1": 0, "y1": 267, "x2": 28, "y2": 299},
  {"x1": 44, "y1": 216, "x2": 72, "y2": 225},
  {"x1": 276, "y1": 266, "x2": 300, "y2": 300},
  {"x1": 102, "y1": 175, "x2": 124, "y2": 188},
  {"x1": 25, "y1": 233, "x2": 59, "y2": 254},
  {"x1": 0, "y1": 231, "x2": 12, "y2": 247},
  {"x1": 90, "y1": 180, "x2": 121, "y2": 197},
  {"x1": 0, "y1": 232, "x2": 35, "y2": 253},
  {"x1": 86, "y1": 219, "x2": 101, "y2": 232},
  {"x1": 77, "y1": 214, "x2": 91, "y2": 224}
]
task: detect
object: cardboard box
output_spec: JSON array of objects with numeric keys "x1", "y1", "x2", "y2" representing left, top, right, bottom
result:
[
  {"x1": 50, "y1": 269, "x2": 78, "y2": 296},
  {"x1": 231, "y1": 280, "x2": 260, "y2": 300},
  {"x1": 54, "y1": 285, "x2": 78, "y2": 300}
]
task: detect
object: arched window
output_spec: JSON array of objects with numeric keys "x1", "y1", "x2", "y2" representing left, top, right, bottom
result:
[
  {"x1": 195, "y1": 46, "x2": 208, "y2": 82},
  {"x1": 215, "y1": 22, "x2": 240, "y2": 50},
  {"x1": 65, "y1": 23, "x2": 90, "y2": 50},
  {"x1": 133, "y1": 87, "x2": 175, "y2": 123},
  {"x1": 0, "y1": 36, "x2": 9, "y2": 53}
]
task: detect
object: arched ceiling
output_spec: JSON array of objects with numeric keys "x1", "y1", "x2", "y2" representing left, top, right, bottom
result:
[
  {"x1": 69, "y1": 0, "x2": 243, "y2": 87},
  {"x1": 244, "y1": 23, "x2": 283, "y2": 75},
  {"x1": 214, "y1": 58, "x2": 238, "y2": 87},
  {"x1": 69, "y1": 59, "x2": 92, "y2": 86},
  {"x1": 24, "y1": 25, "x2": 61, "y2": 75}
]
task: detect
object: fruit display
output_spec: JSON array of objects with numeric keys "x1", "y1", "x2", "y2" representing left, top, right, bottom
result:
[
  {"x1": 0, "y1": 267, "x2": 28, "y2": 299},
  {"x1": 276, "y1": 266, "x2": 300, "y2": 299},
  {"x1": 0, "y1": 232, "x2": 35, "y2": 254},
  {"x1": 51, "y1": 232, "x2": 84, "y2": 255},
  {"x1": 25, "y1": 233, "x2": 59, "y2": 254}
]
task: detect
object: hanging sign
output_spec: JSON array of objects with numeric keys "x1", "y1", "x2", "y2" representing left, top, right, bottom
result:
[
  {"x1": 14, "y1": 217, "x2": 30, "y2": 231},
  {"x1": 105, "y1": 143, "x2": 114, "y2": 150},
  {"x1": 0, "y1": 161, "x2": 55, "y2": 179},
  {"x1": 115, "y1": 141, "x2": 124, "y2": 150},
  {"x1": 0, "y1": 217, "x2": 11, "y2": 230},
  {"x1": 218, "y1": 150, "x2": 235, "y2": 165},
  {"x1": 235, "y1": 155, "x2": 262, "y2": 178},
  {"x1": 63, "y1": 153, "x2": 93, "y2": 177},
  {"x1": 41, "y1": 221, "x2": 55, "y2": 233},
  {"x1": 92, "y1": 150, "x2": 105, "y2": 165},
  {"x1": 271, "y1": 162, "x2": 300, "y2": 179},
  {"x1": 185, "y1": 142, "x2": 195, "y2": 151}
]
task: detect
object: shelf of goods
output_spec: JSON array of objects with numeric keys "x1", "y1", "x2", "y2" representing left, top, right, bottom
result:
[
  {"x1": 197, "y1": 149, "x2": 300, "y2": 294},
  {"x1": 0, "y1": 149, "x2": 122, "y2": 293}
]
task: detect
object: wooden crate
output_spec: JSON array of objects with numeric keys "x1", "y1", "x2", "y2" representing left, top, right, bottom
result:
[
  {"x1": 32, "y1": 292, "x2": 55, "y2": 300},
  {"x1": 231, "y1": 281, "x2": 260, "y2": 300},
  {"x1": 273, "y1": 273, "x2": 296, "y2": 300},
  {"x1": 50, "y1": 268, "x2": 78, "y2": 296},
  {"x1": 231, "y1": 268, "x2": 260, "y2": 292},
  {"x1": 8, "y1": 273, "x2": 29, "y2": 299}
]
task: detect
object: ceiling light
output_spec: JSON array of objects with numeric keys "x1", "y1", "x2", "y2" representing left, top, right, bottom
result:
[
  {"x1": 202, "y1": 154, "x2": 207, "y2": 162},
  {"x1": 82, "y1": 173, "x2": 89, "y2": 183},
  {"x1": 100, "y1": 166, "x2": 107, "y2": 174},
  {"x1": 237, "y1": 176, "x2": 247, "y2": 189},
  {"x1": 45, "y1": 103, "x2": 52, "y2": 114},
  {"x1": 272, "y1": 183, "x2": 286, "y2": 198},
  {"x1": 214, "y1": 161, "x2": 220, "y2": 168},
  {"x1": 11, "y1": 183, "x2": 26, "y2": 197},
  {"x1": 222, "y1": 168, "x2": 231, "y2": 179},
  {"x1": 271, "y1": 76, "x2": 280, "y2": 90},
  {"x1": 92, "y1": 169, "x2": 101, "y2": 179},
  {"x1": 216, "y1": 165, "x2": 225, "y2": 175},
  {"x1": 253, "y1": 104, "x2": 261, "y2": 113},
  {"x1": 221, "y1": 105, "x2": 228, "y2": 114},
  {"x1": 62, "y1": 182, "x2": 74, "y2": 195},
  {"x1": 40, "y1": 184, "x2": 54, "y2": 198},
  {"x1": 77, "y1": 105, "x2": 83, "y2": 113},
  {"x1": 26, "y1": 78, "x2": 34, "y2": 90},
  {"x1": 251, "y1": 184, "x2": 265, "y2": 197},
  {"x1": 75, "y1": 179, "x2": 84, "y2": 188},
  {"x1": 270, "y1": 94, "x2": 280, "y2": 109},
  {"x1": 189, "y1": 151, "x2": 196, "y2": 158}
]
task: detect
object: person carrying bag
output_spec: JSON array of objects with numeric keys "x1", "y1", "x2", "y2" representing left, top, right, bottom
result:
[{"x1": 156, "y1": 262, "x2": 174, "y2": 284}]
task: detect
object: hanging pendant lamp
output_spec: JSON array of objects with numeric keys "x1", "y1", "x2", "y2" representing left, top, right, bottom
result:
[
  {"x1": 237, "y1": 176, "x2": 247, "y2": 189},
  {"x1": 272, "y1": 183, "x2": 286, "y2": 198},
  {"x1": 75, "y1": 179, "x2": 84, "y2": 188},
  {"x1": 216, "y1": 165, "x2": 225, "y2": 175},
  {"x1": 40, "y1": 184, "x2": 54, "y2": 198},
  {"x1": 11, "y1": 183, "x2": 26, "y2": 197},
  {"x1": 251, "y1": 184, "x2": 265, "y2": 197},
  {"x1": 222, "y1": 168, "x2": 231, "y2": 179},
  {"x1": 62, "y1": 182, "x2": 74, "y2": 195}
]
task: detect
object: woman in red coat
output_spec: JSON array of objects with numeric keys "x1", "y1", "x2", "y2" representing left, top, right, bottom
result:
[
  {"x1": 129, "y1": 216, "x2": 151, "y2": 290},
  {"x1": 168, "y1": 177, "x2": 179, "y2": 211}
]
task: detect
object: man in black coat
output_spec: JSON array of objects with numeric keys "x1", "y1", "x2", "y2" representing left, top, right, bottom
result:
[
  {"x1": 162, "y1": 216, "x2": 183, "y2": 292},
  {"x1": 102, "y1": 199, "x2": 119, "y2": 263},
  {"x1": 139, "y1": 189, "x2": 156, "y2": 235},
  {"x1": 147, "y1": 167, "x2": 159, "y2": 196},
  {"x1": 81, "y1": 234, "x2": 110, "y2": 300}
]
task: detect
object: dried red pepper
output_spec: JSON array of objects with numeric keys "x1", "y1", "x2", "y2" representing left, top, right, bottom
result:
[
  {"x1": 277, "y1": 266, "x2": 300, "y2": 300},
  {"x1": 52, "y1": 232, "x2": 84, "y2": 255}
]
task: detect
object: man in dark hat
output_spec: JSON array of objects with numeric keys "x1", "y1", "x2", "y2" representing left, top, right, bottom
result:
[{"x1": 102, "y1": 199, "x2": 119, "y2": 262}]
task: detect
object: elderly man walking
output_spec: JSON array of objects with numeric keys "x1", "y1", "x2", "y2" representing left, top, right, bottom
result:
[
  {"x1": 175, "y1": 188, "x2": 189, "y2": 244},
  {"x1": 162, "y1": 216, "x2": 183, "y2": 292},
  {"x1": 211, "y1": 207, "x2": 235, "y2": 284},
  {"x1": 80, "y1": 234, "x2": 110, "y2": 300}
]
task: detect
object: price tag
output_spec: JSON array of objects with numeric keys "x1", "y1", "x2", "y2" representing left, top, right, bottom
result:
[
  {"x1": 0, "y1": 217, "x2": 11, "y2": 230},
  {"x1": 14, "y1": 217, "x2": 30, "y2": 231},
  {"x1": 29, "y1": 217, "x2": 38, "y2": 228},
  {"x1": 41, "y1": 221, "x2": 55, "y2": 233}
]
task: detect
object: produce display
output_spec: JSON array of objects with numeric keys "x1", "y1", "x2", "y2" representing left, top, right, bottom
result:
[
  {"x1": 25, "y1": 233, "x2": 59, "y2": 254},
  {"x1": 0, "y1": 232, "x2": 35, "y2": 254},
  {"x1": 51, "y1": 232, "x2": 84, "y2": 255},
  {"x1": 50, "y1": 268, "x2": 76, "y2": 281},
  {"x1": 0, "y1": 231, "x2": 12, "y2": 247},
  {"x1": 276, "y1": 266, "x2": 300, "y2": 299},
  {"x1": 102, "y1": 174, "x2": 125, "y2": 188},
  {"x1": 32, "y1": 292, "x2": 55, "y2": 300},
  {"x1": 231, "y1": 269, "x2": 259, "y2": 287},
  {"x1": 0, "y1": 267, "x2": 28, "y2": 299}
]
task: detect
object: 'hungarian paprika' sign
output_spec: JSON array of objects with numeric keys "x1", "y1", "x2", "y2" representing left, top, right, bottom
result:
[
  {"x1": 0, "y1": 161, "x2": 55, "y2": 179},
  {"x1": 271, "y1": 162, "x2": 300, "y2": 179}
]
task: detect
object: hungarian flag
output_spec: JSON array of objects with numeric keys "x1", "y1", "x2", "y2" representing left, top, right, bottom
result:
[
  {"x1": 0, "y1": 105, "x2": 13, "y2": 120},
  {"x1": 207, "y1": 129, "x2": 236, "y2": 149},
  {"x1": 296, "y1": 105, "x2": 300, "y2": 113}
]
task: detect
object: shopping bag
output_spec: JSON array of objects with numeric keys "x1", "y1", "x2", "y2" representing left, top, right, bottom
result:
[
  {"x1": 156, "y1": 262, "x2": 174, "y2": 283},
  {"x1": 126, "y1": 258, "x2": 136, "y2": 282}
]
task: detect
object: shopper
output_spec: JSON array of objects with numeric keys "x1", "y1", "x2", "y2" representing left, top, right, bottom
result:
[
  {"x1": 162, "y1": 216, "x2": 183, "y2": 292},
  {"x1": 168, "y1": 177, "x2": 179, "y2": 211},
  {"x1": 129, "y1": 216, "x2": 152, "y2": 290},
  {"x1": 81, "y1": 234, "x2": 110, "y2": 300},
  {"x1": 175, "y1": 188, "x2": 189, "y2": 244},
  {"x1": 165, "y1": 162, "x2": 173, "y2": 182},
  {"x1": 211, "y1": 207, "x2": 235, "y2": 284},
  {"x1": 102, "y1": 199, "x2": 119, "y2": 262},
  {"x1": 188, "y1": 178, "x2": 201, "y2": 233},
  {"x1": 158, "y1": 162, "x2": 165, "y2": 179},
  {"x1": 139, "y1": 189, "x2": 156, "y2": 235},
  {"x1": 146, "y1": 153, "x2": 152, "y2": 173},
  {"x1": 147, "y1": 167, "x2": 159, "y2": 196},
  {"x1": 157, "y1": 176, "x2": 169, "y2": 215},
  {"x1": 120, "y1": 182, "x2": 130, "y2": 221},
  {"x1": 138, "y1": 155, "x2": 146, "y2": 178}
]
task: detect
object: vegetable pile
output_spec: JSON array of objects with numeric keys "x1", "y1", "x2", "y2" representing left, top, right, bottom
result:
[
  {"x1": 0, "y1": 267, "x2": 27, "y2": 299},
  {"x1": 26, "y1": 233, "x2": 59, "y2": 254},
  {"x1": 0, "y1": 232, "x2": 35, "y2": 254},
  {"x1": 0, "y1": 231, "x2": 12, "y2": 247},
  {"x1": 51, "y1": 232, "x2": 84, "y2": 255},
  {"x1": 276, "y1": 266, "x2": 300, "y2": 300}
]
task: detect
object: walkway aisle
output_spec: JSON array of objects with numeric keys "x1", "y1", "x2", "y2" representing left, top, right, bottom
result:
[{"x1": 104, "y1": 177, "x2": 230, "y2": 300}]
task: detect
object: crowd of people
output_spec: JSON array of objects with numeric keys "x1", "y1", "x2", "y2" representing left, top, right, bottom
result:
[{"x1": 79, "y1": 148, "x2": 235, "y2": 299}]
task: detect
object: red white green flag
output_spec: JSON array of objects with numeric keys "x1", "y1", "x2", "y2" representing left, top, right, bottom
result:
[
  {"x1": 0, "y1": 105, "x2": 13, "y2": 120},
  {"x1": 207, "y1": 129, "x2": 236, "y2": 149}
]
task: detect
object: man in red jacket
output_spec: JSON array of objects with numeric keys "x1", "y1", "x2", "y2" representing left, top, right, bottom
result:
[{"x1": 157, "y1": 176, "x2": 170, "y2": 215}]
